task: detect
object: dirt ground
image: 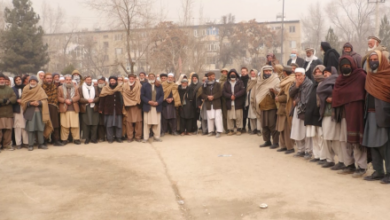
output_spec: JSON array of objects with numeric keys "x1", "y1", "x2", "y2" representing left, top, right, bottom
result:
[{"x1": 1, "y1": 133, "x2": 390, "y2": 220}]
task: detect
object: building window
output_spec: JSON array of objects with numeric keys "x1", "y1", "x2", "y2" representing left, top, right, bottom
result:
[
  {"x1": 104, "y1": 55, "x2": 109, "y2": 61},
  {"x1": 206, "y1": 56, "x2": 216, "y2": 64},
  {"x1": 289, "y1": 26, "x2": 295, "y2": 33},
  {"x1": 103, "y1": 35, "x2": 109, "y2": 39},
  {"x1": 114, "y1": 34, "x2": 123, "y2": 41},
  {"x1": 194, "y1": 30, "x2": 198, "y2": 37},
  {"x1": 290, "y1": 41, "x2": 296, "y2": 48},
  {"x1": 103, "y1": 42, "x2": 109, "y2": 48},
  {"x1": 115, "y1": 48, "x2": 123, "y2": 55}
]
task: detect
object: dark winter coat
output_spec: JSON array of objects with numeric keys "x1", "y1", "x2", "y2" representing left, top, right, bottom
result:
[
  {"x1": 178, "y1": 86, "x2": 195, "y2": 119},
  {"x1": 304, "y1": 80, "x2": 322, "y2": 126},
  {"x1": 201, "y1": 81, "x2": 222, "y2": 110},
  {"x1": 99, "y1": 91, "x2": 123, "y2": 115},
  {"x1": 12, "y1": 85, "x2": 24, "y2": 113},
  {"x1": 287, "y1": 57, "x2": 305, "y2": 68},
  {"x1": 141, "y1": 83, "x2": 164, "y2": 113},
  {"x1": 322, "y1": 42, "x2": 340, "y2": 69},
  {"x1": 223, "y1": 80, "x2": 246, "y2": 110}
]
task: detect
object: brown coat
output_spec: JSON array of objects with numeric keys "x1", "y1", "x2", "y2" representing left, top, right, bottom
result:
[
  {"x1": 259, "y1": 94, "x2": 277, "y2": 111},
  {"x1": 201, "y1": 82, "x2": 222, "y2": 110},
  {"x1": 276, "y1": 82, "x2": 294, "y2": 132},
  {"x1": 78, "y1": 86, "x2": 100, "y2": 113},
  {"x1": 58, "y1": 85, "x2": 80, "y2": 113}
]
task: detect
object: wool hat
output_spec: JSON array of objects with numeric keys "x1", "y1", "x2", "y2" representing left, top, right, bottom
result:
[
  {"x1": 181, "y1": 78, "x2": 188, "y2": 83},
  {"x1": 220, "y1": 68, "x2": 229, "y2": 73},
  {"x1": 52, "y1": 72, "x2": 60, "y2": 78},
  {"x1": 263, "y1": 65, "x2": 273, "y2": 71},
  {"x1": 305, "y1": 48, "x2": 314, "y2": 52},
  {"x1": 295, "y1": 68, "x2": 305, "y2": 75},
  {"x1": 340, "y1": 58, "x2": 351, "y2": 67},
  {"x1": 290, "y1": 63, "x2": 299, "y2": 68},
  {"x1": 283, "y1": 65, "x2": 293, "y2": 73},
  {"x1": 323, "y1": 66, "x2": 332, "y2": 74},
  {"x1": 29, "y1": 75, "x2": 38, "y2": 82},
  {"x1": 98, "y1": 76, "x2": 106, "y2": 81}
]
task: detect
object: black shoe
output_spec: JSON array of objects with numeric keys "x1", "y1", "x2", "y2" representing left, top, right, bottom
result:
[
  {"x1": 28, "y1": 146, "x2": 34, "y2": 151},
  {"x1": 310, "y1": 158, "x2": 320, "y2": 163},
  {"x1": 294, "y1": 152, "x2": 305, "y2": 157},
  {"x1": 259, "y1": 141, "x2": 272, "y2": 148},
  {"x1": 277, "y1": 148, "x2": 287, "y2": 152},
  {"x1": 172, "y1": 132, "x2": 179, "y2": 136},
  {"x1": 161, "y1": 133, "x2": 165, "y2": 137},
  {"x1": 122, "y1": 136, "x2": 127, "y2": 140},
  {"x1": 84, "y1": 139, "x2": 90, "y2": 144},
  {"x1": 322, "y1": 162, "x2": 335, "y2": 168},
  {"x1": 53, "y1": 141, "x2": 64, "y2": 147},
  {"x1": 364, "y1": 171, "x2": 385, "y2": 181},
  {"x1": 285, "y1": 149, "x2": 295, "y2": 154},
  {"x1": 331, "y1": 162, "x2": 346, "y2": 171},
  {"x1": 61, "y1": 140, "x2": 68, "y2": 145},
  {"x1": 16, "y1": 145, "x2": 22, "y2": 149},
  {"x1": 116, "y1": 138, "x2": 123, "y2": 143},
  {"x1": 270, "y1": 144, "x2": 279, "y2": 149},
  {"x1": 317, "y1": 159, "x2": 327, "y2": 165},
  {"x1": 380, "y1": 174, "x2": 390, "y2": 184},
  {"x1": 38, "y1": 145, "x2": 48, "y2": 150},
  {"x1": 91, "y1": 140, "x2": 98, "y2": 144},
  {"x1": 74, "y1": 140, "x2": 81, "y2": 145},
  {"x1": 337, "y1": 164, "x2": 356, "y2": 175},
  {"x1": 108, "y1": 140, "x2": 114, "y2": 144}
]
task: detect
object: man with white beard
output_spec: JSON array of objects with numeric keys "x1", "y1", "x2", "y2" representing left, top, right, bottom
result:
[
  {"x1": 362, "y1": 36, "x2": 389, "y2": 69},
  {"x1": 303, "y1": 48, "x2": 323, "y2": 82}
]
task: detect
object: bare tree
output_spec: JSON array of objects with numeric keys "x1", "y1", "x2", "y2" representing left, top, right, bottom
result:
[
  {"x1": 40, "y1": 0, "x2": 65, "y2": 34},
  {"x1": 301, "y1": 1, "x2": 325, "y2": 52},
  {"x1": 326, "y1": 0, "x2": 375, "y2": 54},
  {"x1": 179, "y1": 0, "x2": 195, "y2": 26},
  {"x1": 218, "y1": 14, "x2": 236, "y2": 68}
]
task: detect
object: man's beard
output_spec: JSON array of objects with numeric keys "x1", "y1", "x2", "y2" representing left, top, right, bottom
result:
[
  {"x1": 129, "y1": 81, "x2": 135, "y2": 86},
  {"x1": 86, "y1": 83, "x2": 92, "y2": 86},
  {"x1": 109, "y1": 83, "x2": 117, "y2": 89},
  {"x1": 30, "y1": 84, "x2": 37, "y2": 88},
  {"x1": 0, "y1": 82, "x2": 5, "y2": 86},
  {"x1": 192, "y1": 80, "x2": 198, "y2": 84},
  {"x1": 98, "y1": 83, "x2": 104, "y2": 88},
  {"x1": 65, "y1": 83, "x2": 73, "y2": 88},
  {"x1": 44, "y1": 81, "x2": 52, "y2": 85}
]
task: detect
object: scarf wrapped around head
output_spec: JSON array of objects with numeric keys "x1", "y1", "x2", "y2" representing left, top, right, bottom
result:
[
  {"x1": 162, "y1": 81, "x2": 181, "y2": 107},
  {"x1": 246, "y1": 69, "x2": 258, "y2": 92},
  {"x1": 317, "y1": 67, "x2": 338, "y2": 119},
  {"x1": 21, "y1": 85, "x2": 53, "y2": 138},
  {"x1": 123, "y1": 80, "x2": 141, "y2": 106},
  {"x1": 365, "y1": 50, "x2": 390, "y2": 103}
]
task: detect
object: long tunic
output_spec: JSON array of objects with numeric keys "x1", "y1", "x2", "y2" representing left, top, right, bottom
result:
[
  {"x1": 178, "y1": 88, "x2": 195, "y2": 119},
  {"x1": 125, "y1": 106, "x2": 142, "y2": 123},
  {"x1": 162, "y1": 92, "x2": 176, "y2": 119},
  {"x1": 82, "y1": 105, "x2": 100, "y2": 126},
  {"x1": 25, "y1": 107, "x2": 44, "y2": 132}
]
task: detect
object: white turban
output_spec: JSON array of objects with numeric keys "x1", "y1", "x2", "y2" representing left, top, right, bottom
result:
[
  {"x1": 168, "y1": 73, "x2": 174, "y2": 77},
  {"x1": 295, "y1": 67, "x2": 305, "y2": 75}
]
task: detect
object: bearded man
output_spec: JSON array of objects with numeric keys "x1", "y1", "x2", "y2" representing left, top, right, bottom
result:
[
  {"x1": 96, "y1": 77, "x2": 106, "y2": 141},
  {"x1": 303, "y1": 48, "x2": 323, "y2": 82},
  {"x1": 52, "y1": 73, "x2": 62, "y2": 87},
  {"x1": 12, "y1": 76, "x2": 28, "y2": 150},
  {"x1": 139, "y1": 72, "x2": 147, "y2": 86},
  {"x1": 246, "y1": 69, "x2": 261, "y2": 135},
  {"x1": 275, "y1": 66, "x2": 296, "y2": 154},
  {"x1": 123, "y1": 74, "x2": 142, "y2": 142},
  {"x1": 0, "y1": 73, "x2": 16, "y2": 152},
  {"x1": 42, "y1": 73, "x2": 63, "y2": 146},
  {"x1": 79, "y1": 75, "x2": 99, "y2": 144},
  {"x1": 21, "y1": 76, "x2": 52, "y2": 151},
  {"x1": 178, "y1": 78, "x2": 195, "y2": 135},
  {"x1": 188, "y1": 73, "x2": 202, "y2": 134},
  {"x1": 363, "y1": 50, "x2": 390, "y2": 183},
  {"x1": 202, "y1": 72, "x2": 223, "y2": 138},
  {"x1": 99, "y1": 76, "x2": 124, "y2": 143},
  {"x1": 219, "y1": 68, "x2": 229, "y2": 133},
  {"x1": 332, "y1": 56, "x2": 367, "y2": 177},
  {"x1": 253, "y1": 65, "x2": 280, "y2": 148},
  {"x1": 161, "y1": 73, "x2": 181, "y2": 136},
  {"x1": 58, "y1": 75, "x2": 81, "y2": 145}
]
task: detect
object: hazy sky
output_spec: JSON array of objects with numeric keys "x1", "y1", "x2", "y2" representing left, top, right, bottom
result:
[{"x1": 25, "y1": 0, "x2": 320, "y2": 30}]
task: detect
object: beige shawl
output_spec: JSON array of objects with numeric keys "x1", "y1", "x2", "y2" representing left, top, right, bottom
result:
[
  {"x1": 123, "y1": 81, "x2": 141, "y2": 106},
  {"x1": 99, "y1": 84, "x2": 123, "y2": 97},
  {"x1": 162, "y1": 81, "x2": 181, "y2": 107}
]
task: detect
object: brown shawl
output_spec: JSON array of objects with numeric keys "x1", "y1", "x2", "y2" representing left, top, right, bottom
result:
[
  {"x1": 99, "y1": 84, "x2": 123, "y2": 97},
  {"x1": 162, "y1": 81, "x2": 181, "y2": 107},
  {"x1": 21, "y1": 85, "x2": 53, "y2": 138},
  {"x1": 123, "y1": 81, "x2": 141, "y2": 106},
  {"x1": 246, "y1": 69, "x2": 258, "y2": 93},
  {"x1": 365, "y1": 50, "x2": 390, "y2": 103}
]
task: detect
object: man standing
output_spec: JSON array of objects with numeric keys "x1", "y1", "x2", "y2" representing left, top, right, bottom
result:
[
  {"x1": 363, "y1": 51, "x2": 390, "y2": 183},
  {"x1": 52, "y1": 73, "x2": 62, "y2": 87},
  {"x1": 202, "y1": 72, "x2": 223, "y2": 138},
  {"x1": 253, "y1": 66, "x2": 280, "y2": 148},
  {"x1": 72, "y1": 70, "x2": 83, "y2": 86},
  {"x1": 246, "y1": 69, "x2": 261, "y2": 135},
  {"x1": 96, "y1": 77, "x2": 106, "y2": 142},
  {"x1": 342, "y1": 42, "x2": 362, "y2": 68},
  {"x1": 223, "y1": 69, "x2": 245, "y2": 135},
  {"x1": 12, "y1": 76, "x2": 28, "y2": 150},
  {"x1": 321, "y1": 42, "x2": 340, "y2": 69},
  {"x1": 303, "y1": 48, "x2": 322, "y2": 81},
  {"x1": 0, "y1": 73, "x2": 16, "y2": 152},
  {"x1": 290, "y1": 68, "x2": 313, "y2": 158},
  {"x1": 219, "y1": 68, "x2": 229, "y2": 133},
  {"x1": 332, "y1": 56, "x2": 367, "y2": 177},
  {"x1": 42, "y1": 73, "x2": 63, "y2": 146},
  {"x1": 240, "y1": 67, "x2": 250, "y2": 133},
  {"x1": 139, "y1": 72, "x2": 147, "y2": 86},
  {"x1": 58, "y1": 75, "x2": 81, "y2": 145},
  {"x1": 160, "y1": 73, "x2": 168, "y2": 83},
  {"x1": 161, "y1": 73, "x2": 181, "y2": 136},
  {"x1": 79, "y1": 75, "x2": 100, "y2": 144},
  {"x1": 362, "y1": 36, "x2": 389, "y2": 69},
  {"x1": 266, "y1": 53, "x2": 279, "y2": 68},
  {"x1": 178, "y1": 78, "x2": 195, "y2": 135},
  {"x1": 21, "y1": 76, "x2": 52, "y2": 151},
  {"x1": 275, "y1": 66, "x2": 296, "y2": 154},
  {"x1": 99, "y1": 76, "x2": 124, "y2": 143},
  {"x1": 287, "y1": 49, "x2": 305, "y2": 67},
  {"x1": 122, "y1": 74, "x2": 143, "y2": 142},
  {"x1": 141, "y1": 73, "x2": 163, "y2": 142},
  {"x1": 188, "y1": 73, "x2": 203, "y2": 134}
]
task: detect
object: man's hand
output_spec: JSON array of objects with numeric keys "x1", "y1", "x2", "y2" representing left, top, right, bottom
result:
[
  {"x1": 65, "y1": 99, "x2": 71, "y2": 105},
  {"x1": 326, "y1": 97, "x2": 332, "y2": 103},
  {"x1": 208, "y1": 96, "x2": 214, "y2": 101},
  {"x1": 148, "y1": 101, "x2": 154, "y2": 105},
  {"x1": 275, "y1": 96, "x2": 279, "y2": 102},
  {"x1": 231, "y1": 95, "x2": 235, "y2": 100},
  {"x1": 293, "y1": 100, "x2": 296, "y2": 106},
  {"x1": 17, "y1": 99, "x2": 21, "y2": 104},
  {"x1": 88, "y1": 98, "x2": 93, "y2": 103}
]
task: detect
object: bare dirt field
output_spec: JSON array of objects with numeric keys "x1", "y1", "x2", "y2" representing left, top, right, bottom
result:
[{"x1": 1, "y1": 133, "x2": 389, "y2": 220}]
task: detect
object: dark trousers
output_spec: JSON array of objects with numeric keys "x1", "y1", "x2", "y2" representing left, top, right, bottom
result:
[
  {"x1": 243, "y1": 107, "x2": 250, "y2": 131},
  {"x1": 192, "y1": 110, "x2": 200, "y2": 132},
  {"x1": 0, "y1": 129, "x2": 12, "y2": 148},
  {"x1": 106, "y1": 126, "x2": 122, "y2": 142},
  {"x1": 28, "y1": 131, "x2": 44, "y2": 146},
  {"x1": 83, "y1": 123, "x2": 98, "y2": 142},
  {"x1": 370, "y1": 141, "x2": 390, "y2": 174},
  {"x1": 98, "y1": 125, "x2": 106, "y2": 141},
  {"x1": 162, "y1": 117, "x2": 177, "y2": 134},
  {"x1": 262, "y1": 124, "x2": 279, "y2": 144},
  {"x1": 180, "y1": 118, "x2": 193, "y2": 133},
  {"x1": 51, "y1": 127, "x2": 60, "y2": 142}
]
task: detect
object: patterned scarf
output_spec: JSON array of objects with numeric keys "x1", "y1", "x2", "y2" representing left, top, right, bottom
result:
[{"x1": 42, "y1": 83, "x2": 58, "y2": 107}]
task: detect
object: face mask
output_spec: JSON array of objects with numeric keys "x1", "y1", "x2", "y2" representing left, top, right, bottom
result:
[
  {"x1": 369, "y1": 61, "x2": 379, "y2": 71},
  {"x1": 263, "y1": 74, "x2": 271, "y2": 79},
  {"x1": 149, "y1": 80, "x2": 155, "y2": 84},
  {"x1": 290, "y1": 54, "x2": 297, "y2": 59},
  {"x1": 98, "y1": 83, "x2": 104, "y2": 88},
  {"x1": 341, "y1": 67, "x2": 351, "y2": 75}
]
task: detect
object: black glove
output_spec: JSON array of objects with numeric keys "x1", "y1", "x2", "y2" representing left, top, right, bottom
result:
[{"x1": 3, "y1": 99, "x2": 8, "y2": 104}]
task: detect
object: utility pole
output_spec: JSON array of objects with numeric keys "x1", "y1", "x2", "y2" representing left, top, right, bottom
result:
[
  {"x1": 368, "y1": 0, "x2": 386, "y2": 36},
  {"x1": 281, "y1": 0, "x2": 285, "y2": 64}
]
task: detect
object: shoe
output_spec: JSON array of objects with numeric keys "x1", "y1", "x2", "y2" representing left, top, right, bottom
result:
[
  {"x1": 331, "y1": 162, "x2": 346, "y2": 171},
  {"x1": 28, "y1": 146, "x2": 34, "y2": 151},
  {"x1": 61, "y1": 140, "x2": 68, "y2": 145},
  {"x1": 172, "y1": 132, "x2": 179, "y2": 136},
  {"x1": 309, "y1": 158, "x2": 320, "y2": 163},
  {"x1": 277, "y1": 148, "x2": 287, "y2": 152},
  {"x1": 53, "y1": 141, "x2": 64, "y2": 147},
  {"x1": 322, "y1": 162, "x2": 335, "y2": 168},
  {"x1": 84, "y1": 139, "x2": 90, "y2": 145},
  {"x1": 304, "y1": 153, "x2": 312, "y2": 160},
  {"x1": 74, "y1": 140, "x2": 81, "y2": 145},
  {"x1": 236, "y1": 130, "x2": 242, "y2": 136},
  {"x1": 135, "y1": 139, "x2": 141, "y2": 142},
  {"x1": 181, "y1": 132, "x2": 186, "y2": 136},
  {"x1": 208, "y1": 132, "x2": 215, "y2": 137},
  {"x1": 227, "y1": 131, "x2": 234, "y2": 136},
  {"x1": 16, "y1": 145, "x2": 22, "y2": 150},
  {"x1": 122, "y1": 136, "x2": 127, "y2": 140},
  {"x1": 202, "y1": 132, "x2": 208, "y2": 136},
  {"x1": 259, "y1": 141, "x2": 272, "y2": 148},
  {"x1": 380, "y1": 174, "x2": 390, "y2": 184},
  {"x1": 142, "y1": 139, "x2": 147, "y2": 143},
  {"x1": 186, "y1": 132, "x2": 192, "y2": 136},
  {"x1": 294, "y1": 152, "x2": 305, "y2": 157},
  {"x1": 352, "y1": 168, "x2": 366, "y2": 178},
  {"x1": 161, "y1": 133, "x2": 165, "y2": 137},
  {"x1": 127, "y1": 139, "x2": 133, "y2": 143},
  {"x1": 270, "y1": 144, "x2": 279, "y2": 149},
  {"x1": 285, "y1": 149, "x2": 295, "y2": 154},
  {"x1": 154, "y1": 138, "x2": 162, "y2": 142},
  {"x1": 193, "y1": 131, "x2": 198, "y2": 135},
  {"x1": 38, "y1": 145, "x2": 48, "y2": 150},
  {"x1": 116, "y1": 138, "x2": 123, "y2": 143},
  {"x1": 250, "y1": 130, "x2": 257, "y2": 135},
  {"x1": 317, "y1": 159, "x2": 327, "y2": 165},
  {"x1": 91, "y1": 140, "x2": 98, "y2": 144},
  {"x1": 8, "y1": 145, "x2": 15, "y2": 151},
  {"x1": 241, "y1": 129, "x2": 247, "y2": 133},
  {"x1": 257, "y1": 131, "x2": 262, "y2": 136},
  {"x1": 337, "y1": 165, "x2": 356, "y2": 175},
  {"x1": 364, "y1": 171, "x2": 385, "y2": 181},
  {"x1": 216, "y1": 133, "x2": 221, "y2": 138}
]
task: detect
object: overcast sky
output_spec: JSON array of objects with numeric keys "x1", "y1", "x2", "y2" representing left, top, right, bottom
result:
[{"x1": 25, "y1": 0, "x2": 321, "y2": 30}]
